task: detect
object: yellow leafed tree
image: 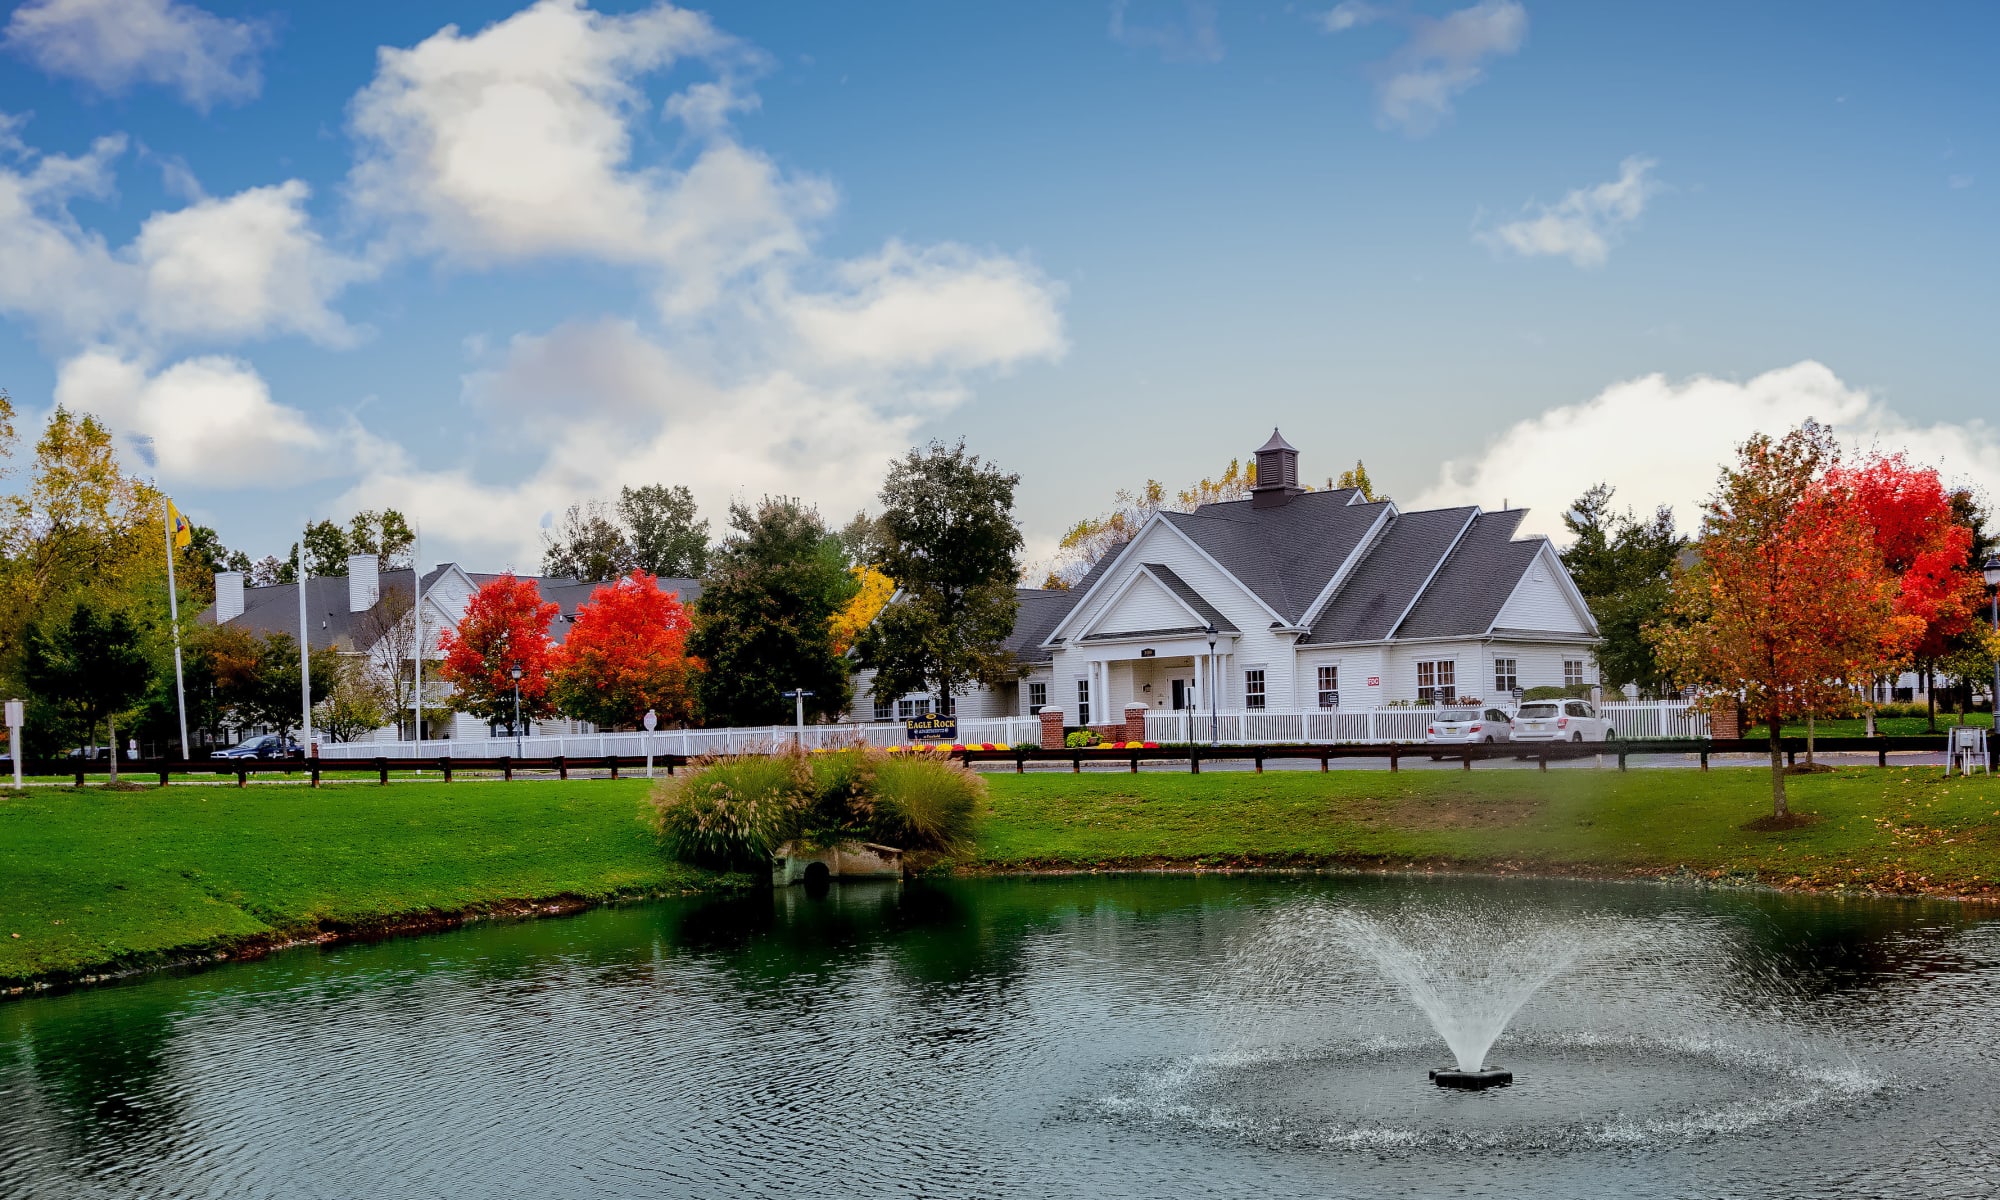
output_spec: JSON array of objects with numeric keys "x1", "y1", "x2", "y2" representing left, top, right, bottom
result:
[{"x1": 830, "y1": 565, "x2": 895, "y2": 655}]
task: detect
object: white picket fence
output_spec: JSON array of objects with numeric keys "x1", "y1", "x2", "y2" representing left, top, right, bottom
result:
[
  {"x1": 312, "y1": 716, "x2": 1046, "y2": 761},
  {"x1": 1150, "y1": 699, "x2": 1706, "y2": 745},
  {"x1": 313, "y1": 701, "x2": 1704, "y2": 759}
]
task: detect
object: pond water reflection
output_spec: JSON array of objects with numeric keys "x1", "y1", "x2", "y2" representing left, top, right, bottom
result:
[{"x1": 2, "y1": 875, "x2": 1996, "y2": 1198}]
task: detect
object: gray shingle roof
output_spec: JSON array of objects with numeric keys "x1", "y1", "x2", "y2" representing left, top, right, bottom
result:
[
  {"x1": 1005, "y1": 588, "x2": 1082, "y2": 663},
  {"x1": 1393, "y1": 510, "x2": 1543, "y2": 640},
  {"x1": 1302, "y1": 507, "x2": 1476, "y2": 645},
  {"x1": 203, "y1": 568, "x2": 702, "y2": 650},
  {"x1": 1139, "y1": 563, "x2": 1239, "y2": 633},
  {"x1": 1161, "y1": 488, "x2": 1380, "y2": 622}
]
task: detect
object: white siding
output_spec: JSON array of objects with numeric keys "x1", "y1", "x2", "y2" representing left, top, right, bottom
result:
[
  {"x1": 1089, "y1": 573, "x2": 1196, "y2": 634},
  {"x1": 1493, "y1": 547, "x2": 1592, "y2": 634}
]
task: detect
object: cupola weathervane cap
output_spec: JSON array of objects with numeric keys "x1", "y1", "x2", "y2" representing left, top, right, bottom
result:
[{"x1": 1251, "y1": 426, "x2": 1304, "y2": 508}]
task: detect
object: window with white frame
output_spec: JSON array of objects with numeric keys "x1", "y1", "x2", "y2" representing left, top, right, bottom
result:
[
  {"x1": 1077, "y1": 679, "x2": 1091, "y2": 726},
  {"x1": 1494, "y1": 658, "x2": 1518, "y2": 694},
  {"x1": 873, "y1": 694, "x2": 893, "y2": 722},
  {"x1": 1317, "y1": 665, "x2": 1338, "y2": 709},
  {"x1": 1417, "y1": 660, "x2": 1456, "y2": 704},
  {"x1": 1563, "y1": 659, "x2": 1585, "y2": 689},
  {"x1": 1244, "y1": 669, "x2": 1266, "y2": 710},
  {"x1": 1028, "y1": 681, "x2": 1047, "y2": 714},
  {"x1": 896, "y1": 697, "x2": 932, "y2": 720}
]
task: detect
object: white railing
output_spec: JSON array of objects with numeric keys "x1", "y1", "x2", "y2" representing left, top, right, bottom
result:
[
  {"x1": 313, "y1": 716, "x2": 1046, "y2": 760},
  {"x1": 314, "y1": 702, "x2": 1704, "y2": 758},
  {"x1": 1145, "y1": 700, "x2": 1705, "y2": 745}
]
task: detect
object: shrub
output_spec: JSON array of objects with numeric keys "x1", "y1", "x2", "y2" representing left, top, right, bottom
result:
[
  {"x1": 1520, "y1": 685, "x2": 1594, "y2": 702},
  {"x1": 650, "y1": 752, "x2": 811, "y2": 869},
  {"x1": 1065, "y1": 729, "x2": 1100, "y2": 748},
  {"x1": 870, "y1": 755, "x2": 983, "y2": 856}
]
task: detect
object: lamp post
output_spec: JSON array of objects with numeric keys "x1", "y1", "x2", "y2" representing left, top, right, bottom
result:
[
  {"x1": 509, "y1": 663, "x2": 523, "y2": 758},
  {"x1": 643, "y1": 708, "x2": 658, "y2": 778},
  {"x1": 1983, "y1": 555, "x2": 2000, "y2": 731},
  {"x1": 1205, "y1": 624, "x2": 1219, "y2": 747}
]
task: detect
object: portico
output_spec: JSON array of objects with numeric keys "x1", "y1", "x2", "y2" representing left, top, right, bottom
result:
[{"x1": 1071, "y1": 629, "x2": 1237, "y2": 727}]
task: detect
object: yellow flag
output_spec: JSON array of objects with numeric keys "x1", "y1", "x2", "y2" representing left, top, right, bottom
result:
[{"x1": 168, "y1": 501, "x2": 193, "y2": 550}]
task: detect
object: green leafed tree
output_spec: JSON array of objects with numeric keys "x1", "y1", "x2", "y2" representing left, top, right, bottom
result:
[
  {"x1": 619, "y1": 483, "x2": 709, "y2": 578},
  {"x1": 541, "y1": 499, "x2": 632, "y2": 581},
  {"x1": 1336, "y1": 459, "x2": 1385, "y2": 502},
  {"x1": 1560, "y1": 483, "x2": 1688, "y2": 692},
  {"x1": 856, "y1": 440, "x2": 1025, "y2": 714},
  {"x1": 22, "y1": 597, "x2": 153, "y2": 781},
  {"x1": 690, "y1": 498, "x2": 857, "y2": 726}
]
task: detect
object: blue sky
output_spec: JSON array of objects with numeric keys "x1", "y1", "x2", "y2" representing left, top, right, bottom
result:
[{"x1": 3, "y1": 0, "x2": 1997, "y2": 571}]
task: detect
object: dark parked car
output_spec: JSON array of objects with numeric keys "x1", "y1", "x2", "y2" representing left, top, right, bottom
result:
[{"x1": 211, "y1": 734, "x2": 303, "y2": 760}]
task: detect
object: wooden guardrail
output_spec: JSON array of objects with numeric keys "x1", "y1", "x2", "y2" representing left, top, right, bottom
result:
[{"x1": 16, "y1": 735, "x2": 1976, "y2": 787}]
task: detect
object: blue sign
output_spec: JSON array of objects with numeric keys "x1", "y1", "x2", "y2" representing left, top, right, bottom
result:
[{"x1": 905, "y1": 714, "x2": 958, "y2": 742}]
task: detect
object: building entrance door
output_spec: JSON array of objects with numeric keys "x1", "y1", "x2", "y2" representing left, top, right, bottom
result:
[{"x1": 1170, "y1": 678, "x2": 1194, "y2": 711}]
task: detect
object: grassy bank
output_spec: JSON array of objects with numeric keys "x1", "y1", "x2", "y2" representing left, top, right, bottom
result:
[
  {"x1": 974, "y1": 767, "x2": 2000, "y2": 896},
  {"x1": 0, "y1": 780, "x2": 715, "y2": 988},
  {"x1": 7, "y1": 766, "x2": 2000, "y2": 990}
]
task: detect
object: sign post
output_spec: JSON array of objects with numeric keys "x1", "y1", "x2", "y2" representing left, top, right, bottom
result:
[
  {"x1": 6, "y1": 698, "x2": 22, "y2": 791},
  {"x1": 781, "y1": 689, "x2": 814, "y2": 748},
  {"x1": 643, "y1": 709, "x2": 658, "y2": 778}
]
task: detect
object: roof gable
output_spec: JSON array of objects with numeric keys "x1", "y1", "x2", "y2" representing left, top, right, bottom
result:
[
  {"x1": 1303, "y1": 506, "x2": 1477, "y2": 645},
  {"x1": 1392, "y1": 510, "x2": 1547, "y2": 640},
  {"x1": 1161, "y1": 488, "x2": 1382, "y2": 623}
]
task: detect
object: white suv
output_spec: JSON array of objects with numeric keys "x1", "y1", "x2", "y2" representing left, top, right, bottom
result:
[{"x1": 1510, "y1": 699, "x2": 1614, "y2": 743}]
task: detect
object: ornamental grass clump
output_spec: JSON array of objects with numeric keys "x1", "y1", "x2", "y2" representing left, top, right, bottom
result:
[
  {"x1": 802, "y1": 744, "x2": 878, "y2": 848},
  {"x1": 650, "y1": 751, "x2": 811, "y2": 870},
  {"x1": 871, "y1": 754, "x2": 983, "y2": 857}
]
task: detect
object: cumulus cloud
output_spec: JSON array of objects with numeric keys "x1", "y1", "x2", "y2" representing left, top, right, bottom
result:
[
  {"x1": 1413, "y1": 362, "x2": 2000, "y2": 540},
  {"x1": 0, "y1": 125, "x2": 370, "y2": 348},
  {"x1": 1109, "y1": 1, "x2": 1224, "y2": 64},
  {"x1": 3, "y1": 0, "x2": 269, "y2": 109},
  {"x1": 336, "y1": 320, "x2": 941, "y2": 565},
  {"x1": 1479, "y1": 156, "x2": 1659, "y2": 268},
  {"x1": 53, "y1": 348, "x2": 366, "y2": 487},
  {"x1": 1318, "y1": 0, "x2": 1526, "y2": 135},
  {"x1": 347, "y1": 0, "x2": 830, "y2": 316}
]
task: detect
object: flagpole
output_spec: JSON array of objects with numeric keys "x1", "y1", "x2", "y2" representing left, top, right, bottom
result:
[
  {"x1": 413, "y1": 521, "x2": 424, "y2": 758},
  {"x1": 298, "y1": 527, "x2": 313, "y2": 756},
  {"x1": 162, "y1": 500, "x2": 190, "y2": 759}
]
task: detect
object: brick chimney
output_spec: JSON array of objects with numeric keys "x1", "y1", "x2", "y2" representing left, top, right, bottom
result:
[
  {"x1": 348, "y1": 554, "x2": 379, "y2": 613},
  {"x1": 215, "y1": 571, "x2": 245, "y2": 622}
]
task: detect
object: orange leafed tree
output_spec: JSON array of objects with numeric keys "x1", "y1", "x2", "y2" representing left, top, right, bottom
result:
[
  {"x1": 1650, "y1": 422, "x2": 1914, "y2": 818},
  {"x1": 436, "y1": 574, "x2": 561, "y2": 726},
  {"x1": 550, "y1": 571, "x2": 700, "y2": 729}
]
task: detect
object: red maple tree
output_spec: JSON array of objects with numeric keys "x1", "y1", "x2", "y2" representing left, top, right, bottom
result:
[
  {"x1": 436, "y1": 575, "x2": 561, "y2": 726},
  {"x1": 1827, "y1": 453, "x2": 1983, "y2": 719},
  {"x1": 550, "y1": 571, "x2": 701, "y2": 729}
]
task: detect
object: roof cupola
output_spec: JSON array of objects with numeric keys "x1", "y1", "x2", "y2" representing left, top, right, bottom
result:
[{"x1": 1251, "y1": 427, "x2": 1304, "y2": 509}]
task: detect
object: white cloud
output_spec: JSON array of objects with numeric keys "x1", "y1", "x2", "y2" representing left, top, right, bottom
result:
[
  {"x1": 1414, "y1": 362, "x2": 2000, "y2": 541},
  {"x1": 337, "y1": 319, "x2": 940, "y2": 566},
  {"x1": 3, "y1": 0, "x2": 268, "y2": 110},
  {"x1": 1109, "y1": 1, "x2": 1224, "y2": 65},
  {"x1": 1478, "y1": 156, "x2": 1659, "y2": 268},
  {"x1": 1319, "y1": 0, "x2": 1527, "y2": 135},
  {"x1": 53, "y1": 348, "x2": 362, "y2": 487},
  {"x1": 778, "y1": 241, "x2": 1067, "y2": 373},
  {"x1": 0, "y1": 125, "x2": 369, "y2": 348},
  {"x1": 347, "y1": 0, "x2": 830, "y2": 317}
]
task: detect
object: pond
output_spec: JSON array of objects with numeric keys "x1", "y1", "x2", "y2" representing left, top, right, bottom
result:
[{"x1": 2, "y1": 874, "x2": 1997, "y2": 1198}]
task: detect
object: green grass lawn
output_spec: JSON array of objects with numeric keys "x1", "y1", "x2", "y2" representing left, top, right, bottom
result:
[
  {"x1": 1775, "y1": 712, "x2": 1990, "y2": 738},
  {"x1": 7, "y1": 766, "x2": 1999, "y2": 989},
  {"x1": 0, "y1": 779, "x2": 711, "y2": 986},
  {"x1": 972, "y1": 768, "x2": 2000, "y2": 897}
]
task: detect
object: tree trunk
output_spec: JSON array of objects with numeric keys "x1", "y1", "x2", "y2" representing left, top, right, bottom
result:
[
  {"x1": 1927, "y1": 666, "x2": 1938, "y2": 732},
  {"x1": 106, "y1": 714, "x2": 119, "y2": 785},
  {"x1": 1805, "y1": 712, "x2": 1816, "y2": 768},
  {"x1": 1767, "y1": 706, "x2": 1786, "y2": 818}
]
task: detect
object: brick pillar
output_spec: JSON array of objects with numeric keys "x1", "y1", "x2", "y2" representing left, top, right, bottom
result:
[
  {"x1": 1123, "y1": 703, "x2": 1148, "y2": 745},
  {"x1": 1039, "y1": 707, "x2": 1066, "y2": 750},
  {"x1": 1711, "y1": 704, "x2": 1742, "y2": 740}
]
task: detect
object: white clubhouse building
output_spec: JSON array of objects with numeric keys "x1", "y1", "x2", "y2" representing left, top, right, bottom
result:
[{"x1": 861, "y1": 430, "x2": 1601, "y2": 726}]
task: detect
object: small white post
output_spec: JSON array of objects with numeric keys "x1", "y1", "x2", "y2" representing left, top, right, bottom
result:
[
  {"x1": 298, "y1": 529, "x2": 313, "y2": 756},
  {"x1": 643, "y1": 709, "x2": 657, "y2": 778},
  {"x1": 7, "y1": 698, "x2": 23, "y2": 791}
]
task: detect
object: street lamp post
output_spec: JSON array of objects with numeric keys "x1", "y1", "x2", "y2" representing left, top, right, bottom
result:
[
  {"x1": 509, "y1": 664, "x2": 523, "y2": 758},
  {"x1": 643, "y1": 708, "x2": 658, "y2": 778},
  {"x1": 1205, "y1": 624, "x2": 1219, "y2": 747}
]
